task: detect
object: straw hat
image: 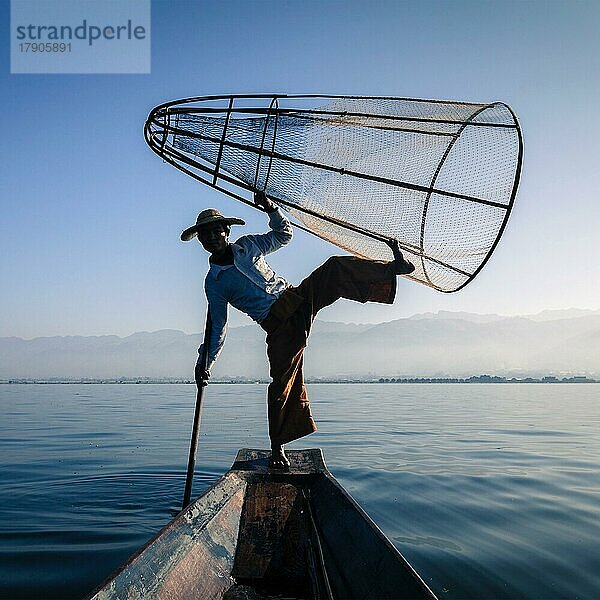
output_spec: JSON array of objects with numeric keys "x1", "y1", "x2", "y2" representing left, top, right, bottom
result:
[{"x1": 181, "y1": 208, "x2": 245, "y2": 241}]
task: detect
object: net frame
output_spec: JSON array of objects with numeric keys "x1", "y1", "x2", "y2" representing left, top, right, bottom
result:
[{"x1": 144, "y1": 94, "x2": 522, "y2": 293}]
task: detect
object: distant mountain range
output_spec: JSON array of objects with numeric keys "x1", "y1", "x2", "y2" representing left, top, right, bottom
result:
[
  {"x1": 408, "y1": 308, "x2": 600, "y2": 323},
  {"x1": 1, "y1": 309, "x2": 599, "y2": 380}
]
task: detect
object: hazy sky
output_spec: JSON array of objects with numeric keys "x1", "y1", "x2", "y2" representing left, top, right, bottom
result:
[{"x1": 2, "y1": 0, "x2": 599, "y2": 338}]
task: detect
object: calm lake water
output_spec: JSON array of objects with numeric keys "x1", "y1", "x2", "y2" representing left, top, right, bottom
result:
[{"x1": 1, "y1": 383, "x2": 599, "y2": 599}]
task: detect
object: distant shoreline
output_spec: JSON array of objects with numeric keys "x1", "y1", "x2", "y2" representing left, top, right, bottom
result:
[{"x1": 1, "y1": 375, "x2": 597, "y2": 385}]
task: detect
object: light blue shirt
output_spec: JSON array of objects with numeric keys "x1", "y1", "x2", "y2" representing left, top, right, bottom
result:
[
  {"x1": 198, "y1": 208, "x2": 293, "y2": 371},
  {"x1": 208, "y1": 262, "x2": 276, "y2": 322}
]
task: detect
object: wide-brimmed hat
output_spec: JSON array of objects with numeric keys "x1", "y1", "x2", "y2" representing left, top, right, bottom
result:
[{"x1": 180, "y1": 208, "x2": 245, "y2": 241}]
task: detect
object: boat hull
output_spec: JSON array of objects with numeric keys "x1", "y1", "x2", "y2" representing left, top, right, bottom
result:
[{"x1": 89, "y1": 449, "x2": 437, "y2": 599}]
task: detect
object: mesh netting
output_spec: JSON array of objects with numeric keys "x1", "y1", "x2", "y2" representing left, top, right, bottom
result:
[{"x1": 145, "y1": 95, "x2": 522, "y2": 292}]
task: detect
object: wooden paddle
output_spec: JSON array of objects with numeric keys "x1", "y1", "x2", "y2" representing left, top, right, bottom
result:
[{"x1": 182, "y1": 312, "x2": 212, "y2": 509}]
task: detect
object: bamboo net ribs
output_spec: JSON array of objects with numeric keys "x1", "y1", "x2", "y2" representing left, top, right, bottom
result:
[{"x1": 145, "y1": 94, "x2": 522, "y2": 292}]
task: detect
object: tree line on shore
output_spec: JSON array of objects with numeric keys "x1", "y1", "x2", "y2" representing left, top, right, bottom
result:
[{"x1": 2, "y1": 374, "x2": 597, "y2": 384}]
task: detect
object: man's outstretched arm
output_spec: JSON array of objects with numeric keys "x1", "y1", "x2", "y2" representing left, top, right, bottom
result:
[
  {"x1": 195, "y1": 288, "x2": 228, "y2": 383},
  {"x1": 243, "y1": 191, "x2": 293, "y2": 255}
]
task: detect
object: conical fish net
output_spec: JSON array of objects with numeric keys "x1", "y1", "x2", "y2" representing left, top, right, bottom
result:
[{"x1": 145, "y1": 95, "x2": 522, "y2": 292}]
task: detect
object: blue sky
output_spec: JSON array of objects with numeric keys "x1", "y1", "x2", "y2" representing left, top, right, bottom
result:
[{"x1": 2, "y1": 0, "x2": 599, "y2": 337}]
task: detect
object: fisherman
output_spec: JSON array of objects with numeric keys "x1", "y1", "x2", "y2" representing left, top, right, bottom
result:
[{"x1": 181, "y1": 192, "x2": 415, "y2": 470}]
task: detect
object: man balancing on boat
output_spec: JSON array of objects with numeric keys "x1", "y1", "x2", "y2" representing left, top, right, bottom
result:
[{"x1": 181, "y1": 191, "x2": 415, "y2": 470}]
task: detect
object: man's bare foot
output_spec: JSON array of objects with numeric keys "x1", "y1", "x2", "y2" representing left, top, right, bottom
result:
[
  {"x1": 386, "y1": 239, "x2": 415, "y2": 275},
  {"x1": 269, "y1": 443, "x2": 290, "y2": 470}
]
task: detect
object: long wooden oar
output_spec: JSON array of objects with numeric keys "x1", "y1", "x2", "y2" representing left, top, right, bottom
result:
[{"x1": 182, "y1": 312, "x2": 212, "y2": 509}]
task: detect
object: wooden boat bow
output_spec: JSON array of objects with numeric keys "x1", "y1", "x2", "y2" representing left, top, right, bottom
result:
[{"x1": 89, "y1": 449, "x2": 437, "y2": 599}]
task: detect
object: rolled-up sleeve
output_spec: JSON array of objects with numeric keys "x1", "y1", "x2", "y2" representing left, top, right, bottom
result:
[{"x1": 243, "y1": 207, "x2": 293, "y2": 255}]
